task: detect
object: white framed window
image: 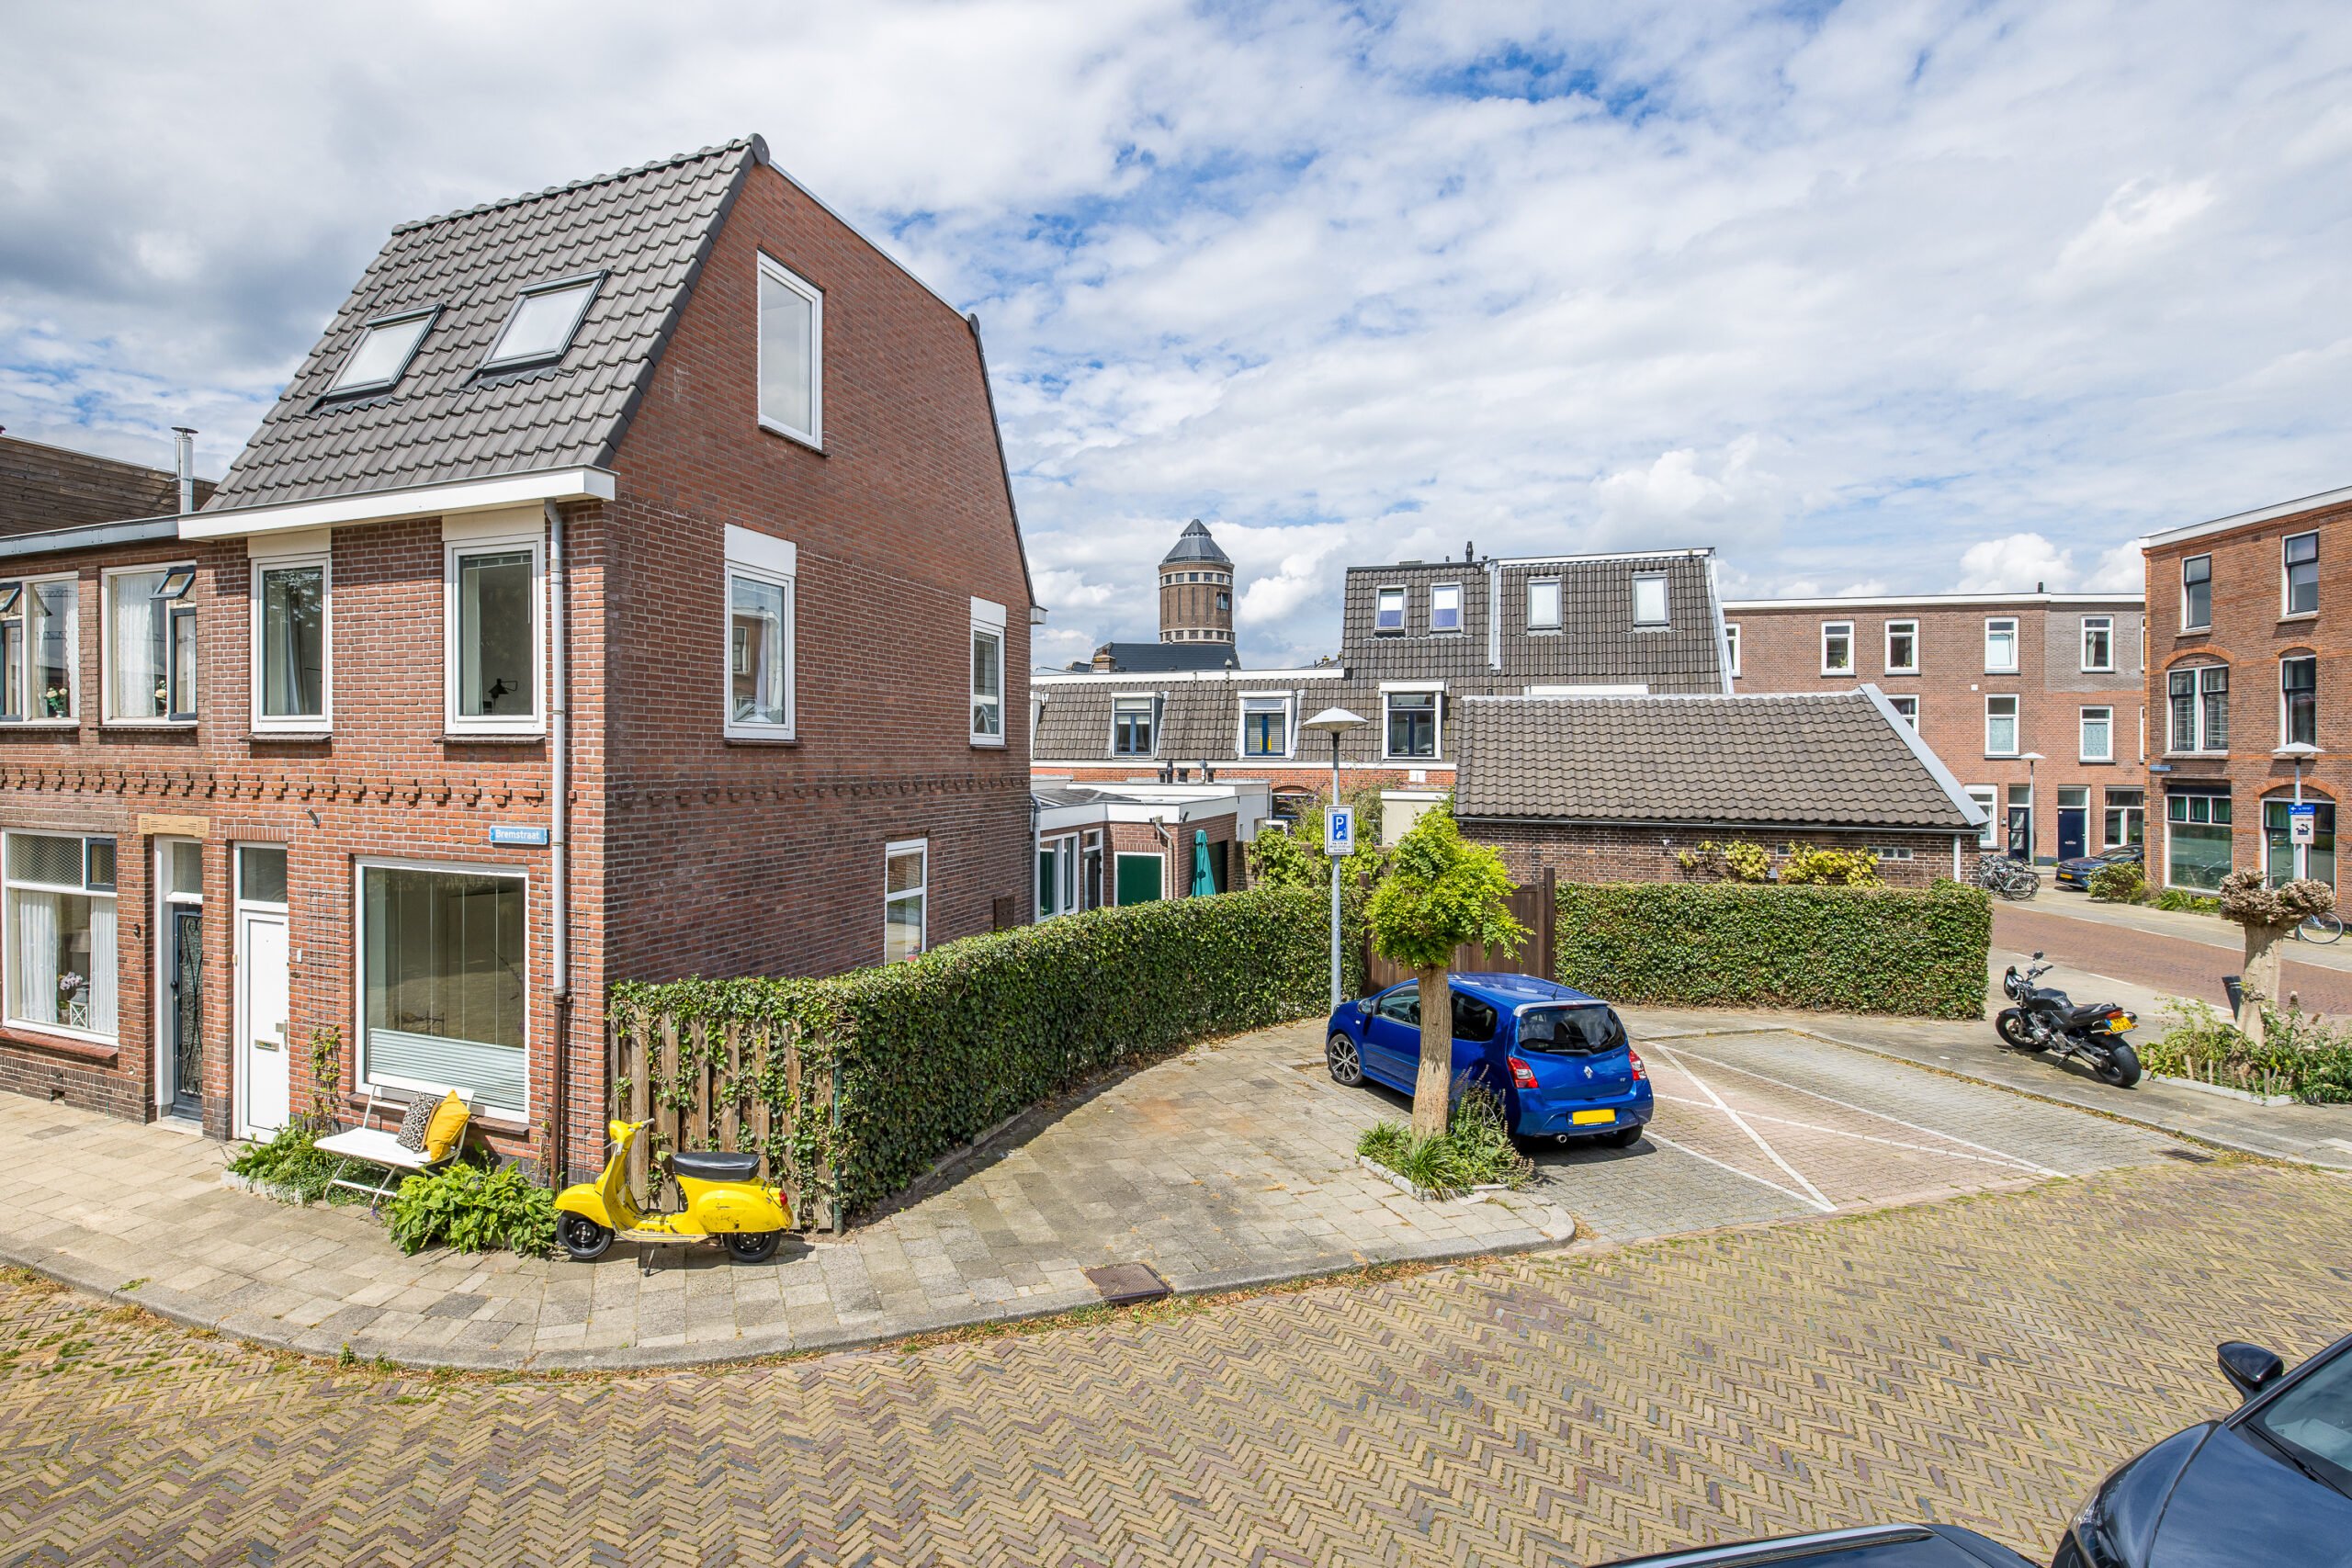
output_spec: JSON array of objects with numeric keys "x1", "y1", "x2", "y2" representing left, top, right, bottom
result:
[
  {"x1": 2182, "y1": 554, "x2": 2212, "y2": 630},
  {"x1": 756, "y1": 253, "x2": 823, "y2": 447},
  {"x1": 1384, "y1": 686, "x2": 1441, "y2": 761},
  {"x1": 356, "y1": 858, "x2": 528, "y2": 1117},
  {"x1": 2283, "y1": 654, "x2": 2318, "y2": 748},
  {"x1": 2104, "y1": 788, "x2": 2145, "y2": 849},
  {"x1": 1984, "y1": 616, "x2": 2018, "y2": 673},
  {"x1": 2165, "y1": 791, "x2": 2233, "y2": 892},
  {"x1": 1820, "y1": 621, "x2": 1854, "y2": 675},
  {"x1": 3, "y1": 831, "x2": 118, "y2": 1043},
  {"x1": 724, "y1": 525, "x2": 796, "y2": 739},
  {"x1": 1528, "y1": 578, "x2": 1562, "y2": 630},
  {"x1": 1430, "y1": 581, "x2": 1463, "y2": 634},
  {"x1": 1723, "y1": 622, "x2": 1740, "y2": 676},
  {"x1": 1888, "y1": 694, "x2": 1919, "y2": 728},
  {"x1": 884, "y1": 840, "x2": 927, "y2": 963},
  {"x1": 971, "y1": 596, "x2": 1006, "y2": 746},
  {"x1": 325, "y1": 307, "x2": 436, "y2": 397},
  {"x1": 1374, "y1": 584, "x2": 1407, "y2": 634},
  {"x1": 1871, "y1": 845, "x2": 1916, "y2": 862},
  {"x1": 443, "y1": 527, "x2": 545, "y2": 737},
  {"x1": 1984, "y1": 694, "x2": 2019, "y2": 756},
  {"x1": 1884, "y1": 619, "x2": 1918, "y2": 674},
  {"x1": 1632, "y1": 572, "x2": 1668, "y2": 626},
  {"x1": 0, "y1": 574, "x2": 78, "y2": 725},
  {"x1": 101, "y1": 564, "x2": 198, "y2": 724},
  {"x1": 1965, "y1": 784, "x2": 1998, "y2": 849},
  {"x1": 482, "y1": 275, "x2": 601, "y2": 370},
  {"x1": 2080, "y1": 615, "x2": 2114, "y2": 672},
  {"x1": 250, "y1": 549, "x2": 330, "y2": 732},
  {"x1": 1112, "y1": 694, "x2": 1158, "y2": 757},
  {"x1": 2080, "y1": 705, "x2": 2114, "y2": 762},
  {"x1": 1238, "y1": 693, "x2": 1294, "y2": 758},
  {"x1": 2284, "y1": 532, "x2": 2319, "y2": 617},
  {"x1": 2167, "y1": 663, "x2": 2228, "y2": 753}
]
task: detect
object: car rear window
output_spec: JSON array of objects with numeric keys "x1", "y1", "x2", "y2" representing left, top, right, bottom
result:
[{"x1": 1516, "y1": 1004, "x2": 1624, "y2": 1055}]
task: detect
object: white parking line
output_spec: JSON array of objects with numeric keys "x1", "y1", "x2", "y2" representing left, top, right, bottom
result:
[
  {"x1": 1667, "y1": 1043, "x2": 2064, "y2": 1179},
  {"x1": 1645, "y1": 1043, "x2": 1836, "y2": 1213},
  {"x1": 1641, "y1": 1130, "x2": 1835, "y2": 1213},
  {"x1": 1650, "y1": 1094, "x2": 2044, "y2": 1173}
]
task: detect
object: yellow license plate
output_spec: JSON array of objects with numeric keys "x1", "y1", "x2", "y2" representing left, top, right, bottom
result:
[{"x1": 1572, "y1": 1110, "x2": 1616, "y2": 1125}]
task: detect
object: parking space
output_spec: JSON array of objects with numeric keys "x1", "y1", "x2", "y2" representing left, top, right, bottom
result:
[{"x1": 1510, "y1": 1024, "x2": 2178, "y2": 1243}]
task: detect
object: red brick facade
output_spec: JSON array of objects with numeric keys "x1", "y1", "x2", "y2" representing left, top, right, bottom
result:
[
  {"x1": 1468, "y1": 820, "x2": 1972, "y2": 889},
  {"x1": 1727, "y1": 595, "x2": 2146, "y2": 864},
  {"x1": 0, "y1": 159, "x2": 1033, "y2": 1178},
  {"x1": 2141, "y1": 491, "x2": 2349, "y2": 893}
]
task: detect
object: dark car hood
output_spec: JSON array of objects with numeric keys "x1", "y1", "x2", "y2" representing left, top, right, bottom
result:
[{"x1": 2153, "y1": 1420, "x2": 2352, "y2": 1567}]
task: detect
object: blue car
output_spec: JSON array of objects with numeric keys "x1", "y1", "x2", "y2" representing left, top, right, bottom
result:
[{"x1": 1324, "y1": 972, "x2": 1653, "y2": 1148}]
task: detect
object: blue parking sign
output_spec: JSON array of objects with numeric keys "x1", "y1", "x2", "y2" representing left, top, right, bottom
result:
[{"x1": 1324, "y1": 806, "x2": 1354, "y2": 856}]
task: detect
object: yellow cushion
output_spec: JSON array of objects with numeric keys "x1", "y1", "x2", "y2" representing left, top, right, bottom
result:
[{"x1": 424, "y1": 1091, "x2": 469, "y2": 1161}]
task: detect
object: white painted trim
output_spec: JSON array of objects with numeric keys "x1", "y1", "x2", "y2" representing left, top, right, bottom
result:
[
  {"x1": 246, "y1": 527, "x2": 331, "y2": 559},
  {"x1": 1819, "y1": 619, "x2": 1856, "y2": 677},
  {"x1": 1724, "y1": 591, "x2": 2143, "y2": 610},
  {"x1": 1983, "y1": 615, "x2": 2020, "y2": 675},
  {"x1": 442, "y1": 530, "x2": 548, "y2": 737},
  {"x1": 441, "y1": 505, "x2": 546, "y2": 544},
  {"x1": 2144, "y1": 480, "x2": 2352, "y2": 547},
  {"x1": 1883, "y1": 617, "x2": 1919, "y2": 674},
  {"x1": 98, "y1": 561, "x2": 200, "y2": 726},
  {"x1": 754, "y1": 251, "x2": 824, "y2": 449},
  {"x1": 970, "y1": 595, "x2": 1008, "y2": 629},
  {"x1": 0, "y1": 828, "x2": 120, "y2": 1046},
  {"x1": 351, "y1": 855, "x2": 531, "y2": 1119},
  {"x1": 1483, "y1": 547, "x2": 1715, "y2": 567},
  {"x1": 723, "y1": 525, "x2": 797, "y2": 580},
  {"x1": 883, "y1": 839, "x2": 928, "y2": 960},
  {"x1": 152, "y1": 835, "x2": 203, "y2": 1117},
  {"x1": 184, "y1": 467, "x2": 614, "y2": 541},
  {"x1": 1380, "y1": 687, "x2": 1442, "y2": 763},
  {"x1": 1984, "y1": 693, "x2": 2020, "y2": 757},
  {"x1": 2079, "y1": 704, "x2": 2116, "y2": 763},
  {"x1": 1034, "y1": 666, "x2": 1344, "y2": 686},
  {"x1": 970, "y1": 620, "x2": 1006, "y2": 746},
  {"x1": 1235, "y1": 691, "x2": 1296, "y2": 761},
  {"x1": 249, "y1": 551, "x2": 333, "y2": 733},
  {"x1": 1523, "y1": 683, "x2": 1647, "y2": 696},
  {"x1": 723, "y1": 556, "x2": 797, "y2": 741},
  {"x1": 1377, "y1": 679, "x2": 1446, "y2": 693}
]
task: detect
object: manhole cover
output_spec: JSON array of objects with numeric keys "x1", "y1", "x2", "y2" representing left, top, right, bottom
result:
[{"x1": 1082, "y1": 1262, "x2": 1170, "y2": 1305}]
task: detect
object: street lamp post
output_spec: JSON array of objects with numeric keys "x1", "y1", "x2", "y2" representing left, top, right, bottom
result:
[
  {"x1": 2018, "y1": 752, "x2": 2045, "y2": 863},
  {"x1": 1300, "y1": 707, "x2": 1367, "y2": 1009}
]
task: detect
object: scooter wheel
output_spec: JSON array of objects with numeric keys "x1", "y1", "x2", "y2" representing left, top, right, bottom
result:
[
  {"x1": 723, "y1": 1230, "x2": 781, "y2": 1264},
  {"x1": 558, "y1": 1213, "x2": 613, "y2": 1261}
]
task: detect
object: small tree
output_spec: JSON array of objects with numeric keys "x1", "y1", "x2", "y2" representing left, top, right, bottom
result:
[
  {"x1": 2219, "y1": 870, "x2": 2337, "y2": 1044},
  {"x1": 1365, "y1": 801, "x2": 1527, "y2": 1137}
]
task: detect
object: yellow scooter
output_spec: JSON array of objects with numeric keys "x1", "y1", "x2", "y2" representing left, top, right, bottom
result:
[{"x1": 554, "y1": 1119, "x2": 793, "y2": 1262}]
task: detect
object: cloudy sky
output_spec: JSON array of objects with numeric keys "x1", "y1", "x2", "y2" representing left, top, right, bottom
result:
[{"x1": 5, "y1": 2, "x2": 2349, "y2": 667}]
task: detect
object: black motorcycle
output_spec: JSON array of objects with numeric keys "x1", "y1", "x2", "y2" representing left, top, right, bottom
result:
[{"x1": 1996, "y1": 952, "x2": 2143, "y2": 1087}]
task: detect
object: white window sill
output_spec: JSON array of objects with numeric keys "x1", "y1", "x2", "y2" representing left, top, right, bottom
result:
[
  {"x1": 970, "y1": 736, "x2": 1006, "y2": 749},
  {"x1": 2165, "y1": 750, "x2": 2229, "y2": 760},
  {"x1": 3, "y1": 719, "x2": 79, "y2": 729},
  {"x1": 1884, "y1": 668, "x2": 1920, "y2": 678},
  {"x1": 2079, "y1": 757, "x2": 2117, "y2": 765},
  {"x1": 248, "y1": 729, "x2": 331, "y2": 742},
  {"x1": 2, "y1": 1017, "x2": 117, "y2": 1051},
  {"x1": 1984, "y1": 669, "x2": 2020, "y2": 677},
  {"x1": 2279, "y1": 611, "x2": 2319, "y2": 623},
  {"x1": 724, "y1": 731, "x2": 798, "y2": 746},
  {"x1": 99, "y1": 720, "x2": 198, "y2": 731},
  {"x1": 442, "y1": 731, "x2": 547, "y2": 746},
  {"x1": 755, "y1": 417, "x2": 824, "y2": 456},
  {"x1": 2179, "y1": 626, "x2": 2212, "y2": 637}
]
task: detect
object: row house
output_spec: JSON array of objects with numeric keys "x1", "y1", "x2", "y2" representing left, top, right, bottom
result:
[
  {"x1": 1725, "y1": 592, "x2": 2147, "y2": 864},
  {"x1": 2142, "y1": 487, "x2": 2346, "y2": 893},
  {"x1": 0, "y1": 138, "x2": 1035, "y2": 1181},
  {"x1": 1032, "y1": 537, "x2": 1732, "y2": 811}
]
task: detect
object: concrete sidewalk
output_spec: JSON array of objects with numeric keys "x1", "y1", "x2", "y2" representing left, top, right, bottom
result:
[{"x1": 2016, "y1": 887, "x2": 2352, "y2": 973}]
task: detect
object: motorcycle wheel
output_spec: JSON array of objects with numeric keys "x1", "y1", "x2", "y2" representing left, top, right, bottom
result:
[
  {"x1": 1995, "y1": 1009, "x2": 2042, "y2": 1051},
  {"x1": 2098, "y1": 1042, "x2": 2143, "y2": 1089},
  {"x1": 558, "y1": 1213, "x2": 613, "y2": 1262},
  {"x1": 723, "y1": 1230, "x2": 781, "y2": 1264}
]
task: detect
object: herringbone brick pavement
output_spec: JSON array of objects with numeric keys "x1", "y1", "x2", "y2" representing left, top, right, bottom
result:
[{"x1": 1, "y1": 1159, "x2": 2345, "y2": 1567}]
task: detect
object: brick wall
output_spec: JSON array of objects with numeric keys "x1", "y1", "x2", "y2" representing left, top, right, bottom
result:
[
  {"x1": 1729, "y1": 598, "x2": 2146, "y2": 863},
  {"x1": 2143, "y1": 497, "x2": 2351, "y2": 890},
  {"x1": 1464, "y1": 819, "x2": 1971, "y2": 889}
]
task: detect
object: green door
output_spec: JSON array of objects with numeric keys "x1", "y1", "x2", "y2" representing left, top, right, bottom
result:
[{"x1": 1115, "y1": 852, "x2": 1163, "y2": 906}]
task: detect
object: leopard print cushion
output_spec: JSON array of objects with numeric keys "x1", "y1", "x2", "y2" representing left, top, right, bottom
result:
[{"x1": 394, "y1": 1096, "x2": 436, "y2": 1153}]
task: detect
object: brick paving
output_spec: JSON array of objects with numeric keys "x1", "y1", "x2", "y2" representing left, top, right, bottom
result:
[
  {"x1": 0, "y1": 1016, "x2": 2179, "y2": 1370},
  {"x1": 2, "y1": 1159, "x2": 2346, "y2": 1565},
  {"x1": 1995, "y1": 901, "x2": 2352, "y2": 1015}
]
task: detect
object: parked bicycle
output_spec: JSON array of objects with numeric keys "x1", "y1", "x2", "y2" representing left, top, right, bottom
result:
[
  {"x1": 1975, "y1": 854, "x2": 2041, "y2": 901},
  {"x1": 2296, "y1": 908, "x2": 2344, "y2": 945}
]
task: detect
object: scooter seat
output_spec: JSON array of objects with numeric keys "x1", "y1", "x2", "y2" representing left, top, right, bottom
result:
[{"x1": 672, "y1": 1150, "x2": 761, "y2": 1182}]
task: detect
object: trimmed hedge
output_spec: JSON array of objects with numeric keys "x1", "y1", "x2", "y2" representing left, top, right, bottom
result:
[
  {"x1": 1553, "y1": 881, "x2": 1990, "y2": 1019},
  {"x1": 615, "y1": 886, "x2": 1346, "y2": 1218}
]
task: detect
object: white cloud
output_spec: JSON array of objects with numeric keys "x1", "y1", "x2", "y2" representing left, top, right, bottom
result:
[{"x1": 1954, "y1": 532, "x2": 2077, "y2": 593}]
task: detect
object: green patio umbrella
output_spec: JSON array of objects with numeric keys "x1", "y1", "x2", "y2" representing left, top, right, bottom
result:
[{"x1": 1191, "y1": 829, "x2": 1216, "y2": 897}]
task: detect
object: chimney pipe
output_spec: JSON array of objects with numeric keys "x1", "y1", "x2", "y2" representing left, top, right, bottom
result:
[{"x1": 171, "y1": 427, "x2": 197, "y2": 515}]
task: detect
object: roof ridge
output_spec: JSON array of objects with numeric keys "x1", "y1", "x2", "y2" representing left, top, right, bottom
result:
[{"x1": 390, "y1": 137, "x2": 759, "y2": 234}]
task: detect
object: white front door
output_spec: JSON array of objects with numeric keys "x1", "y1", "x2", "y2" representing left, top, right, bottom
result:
[{"x1": 234, "y1": 909, "x2": 290, "y2": 1138}]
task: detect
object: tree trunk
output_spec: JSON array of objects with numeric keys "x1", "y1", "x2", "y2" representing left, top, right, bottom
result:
[
  {"x1": 2239, "y1": 922, "x2": 2285, "y2": 1045},
  {"x1": 1411, "y1": 965, "x2": 1454, "y2": 1139}
]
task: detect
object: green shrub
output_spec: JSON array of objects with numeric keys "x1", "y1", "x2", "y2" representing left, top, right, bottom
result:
[
  {"x1": 1552, "y1": 881, "x2": 1989, "y2": 1018},
  {"x1": 229, "y1": 1124, "x2": 365, "y2": 1205},
  {"x1": 1356, "y1": 1083, "x2": 1532, "y2": 1194},
  {"x1": 1779, "y1": 843, "x2": 1883, "y2": 886},
  {"x1": 616, "y1": 886, "x2": 1349, "y2": 1218},
  {"x1": 2138, "y1": 998, "x2": 2352, "y2": 1103},
  {"x1": 2086, "y1": 862, "x2": 2144, "y2": 903},
  {"x1": 2150, "y1": 888, "x2": 2220, "y2": 915},
  {"x1": 385, "y1": 1161, "x2": 558, "y2": 1257}
]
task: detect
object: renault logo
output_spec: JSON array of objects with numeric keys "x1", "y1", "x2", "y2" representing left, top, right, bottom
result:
[{"x1": 1582, "y1": 1065, "x2": 1593, "y2": 1079}]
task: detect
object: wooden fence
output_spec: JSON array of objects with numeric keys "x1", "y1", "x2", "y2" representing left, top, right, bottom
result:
[
  {"x1": 606, "y1": 1002, "x2": 835, "y2": 1225},
  {"x1": 1363, "y1": 868, "x2": 1555, "y2": 991}
]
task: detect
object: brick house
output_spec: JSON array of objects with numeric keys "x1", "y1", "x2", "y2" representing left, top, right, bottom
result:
[
  {"x1": 1453, "y1": 688, "x2": 1986, "y2": 886},
  {"x1": 1031, "y1": 781, "x2": 1268, "y2": 915},
  {"x1": 1724, "y1": 592, "x2": 2146, "y2": 865},
  {"x1": 0, "y1": 137, "x2": 1035, "y2": 1180},
  {"x1": 1034, "y1": 542, "x2": 1731, "y2": 802},
  {"x1": 2141, "y1": 487, "x2": 2346, "y2": 893}
]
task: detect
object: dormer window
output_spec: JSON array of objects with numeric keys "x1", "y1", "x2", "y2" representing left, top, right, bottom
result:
[
  {"x1": 325, "y1": 308, "x2": 436, "y2": 396},
  {"x1": 482, "y1": 276, "x2": 600, "y2": 370},
  {"x1": 1374, "y1": 585, "x2": 1407, "y2": 634}
]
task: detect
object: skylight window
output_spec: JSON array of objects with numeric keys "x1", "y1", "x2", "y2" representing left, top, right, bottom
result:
[
  {"x1": 484, "y1": 276, "x2": 601, "y2": 369},
  {"x1": 325, "y1": 308, "x2": 436, "y2": 395}
]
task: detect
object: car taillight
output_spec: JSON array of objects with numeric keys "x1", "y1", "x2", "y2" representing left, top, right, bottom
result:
[
  {"x1": 1507, "y1": 1056, "x2": 1539, "y2": 1090},
  {"x1": 1629, "y1": 1050, "x2": 1647, "y2": 1081}
]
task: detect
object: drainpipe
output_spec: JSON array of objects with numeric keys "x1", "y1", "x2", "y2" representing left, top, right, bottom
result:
[
  {"x1": 172, "y1": 427, "x2": 197, "y2": 515},
  {"x1": 544, "y1": 500, "x2": 571, "y2": 1186}
]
